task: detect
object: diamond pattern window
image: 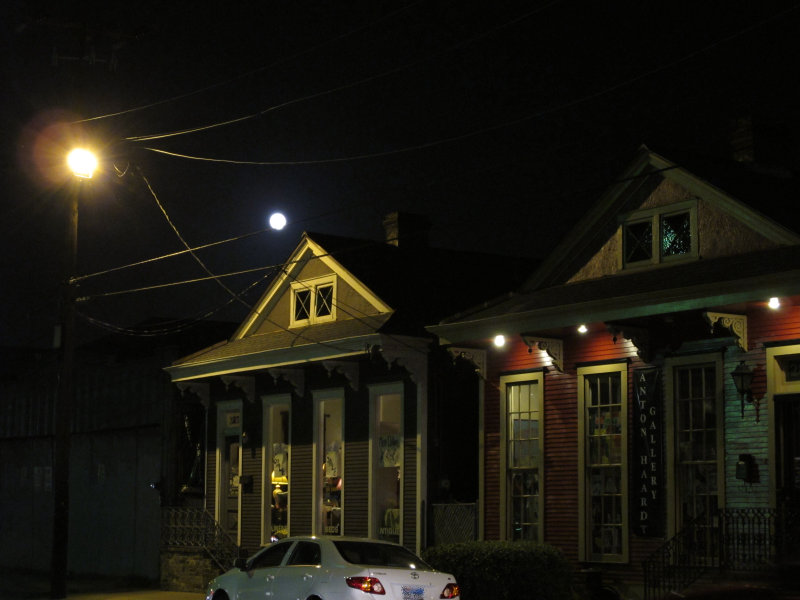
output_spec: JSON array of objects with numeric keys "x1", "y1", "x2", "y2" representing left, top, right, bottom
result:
[
  {"x1": 291, "y1": 277, "x2": 336, "y2": 326},
  {"x1": 622, "y1": 201, "x2": 696, "y2": 268}
]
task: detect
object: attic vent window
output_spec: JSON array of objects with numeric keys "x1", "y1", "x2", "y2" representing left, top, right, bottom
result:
[
  {"x1": 291, "y1": 277, "x2": 336, "y2": 326},
  {"x1": 622, "y1": 201, "x2": 697, "y2": 268}
]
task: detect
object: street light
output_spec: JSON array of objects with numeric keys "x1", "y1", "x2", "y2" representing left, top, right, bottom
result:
[
  {"x1": 66, "y1": 148, "x2": 97, "y2": 179},
  {"x1": 51, "y1": 148, "x2": 97, "y2": 599}
]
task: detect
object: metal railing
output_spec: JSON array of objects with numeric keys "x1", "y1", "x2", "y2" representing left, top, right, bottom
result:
[
  {"x1": 644, "y1": 506, "x2": 800, "y2": 600},
  {"x1": 162, "y1": 507, "x2": 240, "y2": 572},
  {"x1": 429, "y1": 503, "x2": 477, "y2": 545},
  {"x1": 718, "y1": 508, "x2": 775, "y2": 572},
  {"x1": 642, "y1": 513, "x2": 718, "y2": 600}
]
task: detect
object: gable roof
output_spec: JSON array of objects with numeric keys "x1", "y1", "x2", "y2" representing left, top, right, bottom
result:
[
  {"x1": 430, "y1": 147, "x2": 800, "y2": 344},
  {"x1": 523, "y1": 146, "x2": 799, "y2": 291},
  {"x1": 167, "y1": 229, "x2": 535, "y2": 381}
]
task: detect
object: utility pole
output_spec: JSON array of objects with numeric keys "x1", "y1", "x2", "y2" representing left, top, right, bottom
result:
[
  {"x1": 51, "y1": 181, "x2": 78, "y2": 599},
  {"x1": 51, "y1": 149, "x2": 95, "y2": 599}
]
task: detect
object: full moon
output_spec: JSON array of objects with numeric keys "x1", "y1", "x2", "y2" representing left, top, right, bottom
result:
[{"x1": 268, "y1": 212, "x2": 287, "y2": 230}]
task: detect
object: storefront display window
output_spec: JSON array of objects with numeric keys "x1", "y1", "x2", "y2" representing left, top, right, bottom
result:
[
  {"x1": 316, "y1": 392, "x2": 343, "y2": 535},
  {"x1": 578, "y1": 364, "x2": 628, "y2": 562},
  {"x1": 500, "y1": 372, "x2": 544, "y2": 543},
  {"x1": 372, "y1": 388, "x2": 402, "y2": 543},
  {"x1": 263, "y1": 397, "x2": 290, "y2": 542}
]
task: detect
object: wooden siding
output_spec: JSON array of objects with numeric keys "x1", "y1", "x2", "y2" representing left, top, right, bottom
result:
[
  {"x1": 403, "y1": 384, "x2": 417, "y2": 550},
  {"x1": 240, "y1": 446, "x2": 262, "y2": 552},
  {"x1": 289, "y1": 442, "x2": 312, "y2": 535},
  {"x1": 403, "y1": 435, "x2": 417, "y2": 550},
  {"x1": 344, "y1": 439, "x2": 369, "y2": 537}
]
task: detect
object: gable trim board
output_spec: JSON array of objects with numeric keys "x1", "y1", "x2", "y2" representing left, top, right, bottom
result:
[
  {"x1": 431, "y1": 246, "x2": 800, "y2": 345},
  {"x1": 523, "y1": 146, "x2": 800, "y2": 292},
  {"x1": 166, "y1": 329, "x2": 386, "y2": 382},
  {"x1": 236, "y1": 234, "x2": 392, "y2": 340}
]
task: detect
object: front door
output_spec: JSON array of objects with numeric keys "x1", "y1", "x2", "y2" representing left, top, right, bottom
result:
[
  {"x1": 775, "y1": 394, "x2": 800, "y2": 508},
  {"x1": 217, "y1": 402, "x2": 242, "y2": 542}
]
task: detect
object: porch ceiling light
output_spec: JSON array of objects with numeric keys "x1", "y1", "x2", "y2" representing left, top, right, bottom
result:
[
  {"x1": 768, "y1": 297, "x2": 780, "y2": 309},
  {"x1": 577, "y1": 324, "x2": 588, "y2": 334},
  {"x1": 493, "y1": 334, "x2": 506, "y2": 348}
]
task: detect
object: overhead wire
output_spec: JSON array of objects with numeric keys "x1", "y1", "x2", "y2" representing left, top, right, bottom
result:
[
  {"x1": 73, "y1": 1, "x2": 426, "y2": 125},
  {"x1": 134, "y1": 2, "x2": 799, "y2": 166},
  {"x1": 125, "y1": 0, "x2": 564, "y2": 144}
]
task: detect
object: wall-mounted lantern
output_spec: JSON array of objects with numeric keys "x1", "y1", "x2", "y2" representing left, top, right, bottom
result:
[{"x1": 730, "y1": 360, "x2": 755, "y2": 420}]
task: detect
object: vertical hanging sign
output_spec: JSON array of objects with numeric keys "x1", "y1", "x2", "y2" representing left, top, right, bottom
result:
[{"x1": 631, "y1": 367, "x2": 664, "y2": 537}]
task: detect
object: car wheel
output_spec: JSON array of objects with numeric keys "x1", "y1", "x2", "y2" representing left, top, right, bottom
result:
[{"x1": 212, "y1": 591, "x2": 230, "y2": 600}]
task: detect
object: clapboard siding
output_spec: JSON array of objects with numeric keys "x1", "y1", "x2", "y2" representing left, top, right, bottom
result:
[
  {"x1": 289, "y1": 442, "x2": 312, "y2": 535},
  {"x1": 344, "y1": 439, "x2": 369, "y2": 538},
  {"x1": 240, "y1": 446, "x2": 262, "y2": 552}
]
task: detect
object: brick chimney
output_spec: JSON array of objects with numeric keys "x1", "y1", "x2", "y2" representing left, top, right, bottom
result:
[
  {"x1": 729, "y1": 116, "x2": 754, "y2": 163},
  {"x1": 382, "y1": 211, "x2": 431, "y2": 249}
]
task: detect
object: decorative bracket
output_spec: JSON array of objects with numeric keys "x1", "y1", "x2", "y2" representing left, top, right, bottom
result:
[
  {"x1": 606, "y1": 323, "x2": 652, "y2": 363},
  {"x1": 703, "y1": 312, "x2": 748, "y2": 352},
  {"x1": 323, "y1": 360, "x2": 359, "y2": 390},
  {"x1": 448, "y1": 347, "x2": 487, "y2": 378},
  {"x1": 521, "y1": 335, "x2": 564, "y2": 373},
  {"x1": 176, "y1": 381, "x2": 210, "y2": 408},
  {"x1": 221, "y1": 375, "x2": 256, "y2": 403},
  {"x1": 267, "y1": 367, "x2": 305, "y2": 396}
]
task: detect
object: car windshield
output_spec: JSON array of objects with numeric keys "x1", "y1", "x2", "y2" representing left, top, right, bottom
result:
[{"x1": 333, "y1": 541, "x2": 432, "y2": 570}]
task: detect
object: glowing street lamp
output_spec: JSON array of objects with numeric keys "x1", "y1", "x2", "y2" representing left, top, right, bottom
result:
[{"x1": 66, "y1": 148, "x2": 98, "y2": 179}]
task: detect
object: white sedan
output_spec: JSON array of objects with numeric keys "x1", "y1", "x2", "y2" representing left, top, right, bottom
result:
[{"x1": 206, "y1": 536, "x2": 460, "y2": 600}]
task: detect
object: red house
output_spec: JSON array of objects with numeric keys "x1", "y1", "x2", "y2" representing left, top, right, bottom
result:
[{"x1": 429, "y1": 147, "x2": 800, "y2": 598}]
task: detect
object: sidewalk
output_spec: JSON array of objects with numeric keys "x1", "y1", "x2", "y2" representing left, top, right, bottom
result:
[{"x1": 4, "y1": 570, "x2": 205, "y2": 600}]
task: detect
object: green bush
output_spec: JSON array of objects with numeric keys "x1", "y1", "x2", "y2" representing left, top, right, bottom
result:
[{"x1": 422, "y1": 540, "x2": 573, "y2": 600}]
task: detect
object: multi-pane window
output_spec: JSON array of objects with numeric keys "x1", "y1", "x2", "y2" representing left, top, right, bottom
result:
[
  {"x1": 291, "y1": 277, "x2": 336, "y2": 325},
  {"x1": 263, "y1": 397, "x2": 290, "y2": 544},
  {"x1": 661, "y1": 212, "x2": 691, "y2": 257},
  {"x1": 675, "y1": 364, "x2": 719, "y2": 559},
  {"x1": 623, "y1": 202, "x2": 696, "y2": 268},
  {"x1": 371, "y1": 387, "x2": 403, "y2": 543},
  {"x1": 315, "y1": 392, "x2": 343, "y2": 535},
  {"x1": 578, "y1": 364, "x2": 627, "y2": 562},
  {"x1": 501, "y1": 373, "x2": 543, "y2": 542}
]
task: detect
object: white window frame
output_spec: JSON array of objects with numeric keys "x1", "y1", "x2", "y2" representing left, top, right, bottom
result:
[
  {"x1": 499, "y1": 371, "x2": 544, "y2": 543},
  {"x1": 368, "y1": 382, "x2": 404, "y2": 543},
  {"x1": 622, "y1": 199, "x2": 698, "y2": 269},
  {"x1": 216, "y1": 399, "x2": 243, "y2": 545},
  {"x1": 577, "y1": 362, "x2": 629, "y2": 563},
  {"x1": 664, "y1": 352, "x2": 724, "y2": 538},
  {"x1": 312, "y1": 388, "x2": 344, "y2": 535},
  {"x1": 290, "y1": 275, "x2": 336, "y2": 327},
  {"x1": 261, "y1": 393, "x2": 291, "y2": 545}
]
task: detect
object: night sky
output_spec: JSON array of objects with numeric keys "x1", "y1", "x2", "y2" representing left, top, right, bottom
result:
[{"x1": 2, "y1": 1, "x2": 799, "y2": 348}]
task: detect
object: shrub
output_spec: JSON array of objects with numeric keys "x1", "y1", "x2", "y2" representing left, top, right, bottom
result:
[{"x1": 422, "y1": 540, "x2": 573, "y2": 600}]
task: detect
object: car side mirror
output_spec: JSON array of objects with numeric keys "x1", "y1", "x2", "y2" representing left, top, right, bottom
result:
[{"x1": 234, "y1": 557, "x2": 249, "y2": 570}]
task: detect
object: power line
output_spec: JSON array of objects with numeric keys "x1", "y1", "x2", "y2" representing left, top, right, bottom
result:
[
  {"x1": 73, "y1": 1, "x2": 425, "y2": 125},
  {"x1": 124, "y1": 1, "x2": 563, "y2": 144},
  {"x1": 135, "y1": 3, "x2": 798, "y2": 167}
]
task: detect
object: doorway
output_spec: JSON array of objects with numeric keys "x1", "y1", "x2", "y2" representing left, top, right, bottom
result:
[{"x1": 775, "y1": 394, "x2": 800, "y2": 508}]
